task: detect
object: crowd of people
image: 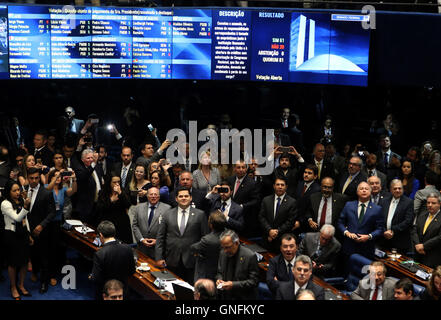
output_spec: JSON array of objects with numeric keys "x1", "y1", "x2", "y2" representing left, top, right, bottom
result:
[{"x1": 1, "y1": 104, "x2": 441, "y2": 301}]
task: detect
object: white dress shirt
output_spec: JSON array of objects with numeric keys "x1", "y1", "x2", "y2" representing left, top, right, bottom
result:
[{"x1": 386, "y1": 198, "x2": 399, "y2": 230}]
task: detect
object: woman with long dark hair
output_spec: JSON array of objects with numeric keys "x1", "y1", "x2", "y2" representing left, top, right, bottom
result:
[
  {"x1": 1, "y1": 180, "x2": 32, "y2": 299},
  {"x1": 95, "y1": 174, "x2": 132, "y2": 244},
  {"x1": 398, "y1": 159, "x2": 420, "y2": 199},
  {"x1": 150, "y1": 169, "x2": 169, "y2": 203},
  {"x1": 421, "y1": 266, "x2": 441, "y2": 300}
]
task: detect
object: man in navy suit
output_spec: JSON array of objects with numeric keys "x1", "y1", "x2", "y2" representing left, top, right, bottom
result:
[
  {"x1": 266, "y1": 233, "x2": 298, "y2": 296},
  {"x1": 337, "y1": 156, "x2": 367, "y2": 201},
  {"x1": 380, "y1": 179, "x2": 414, "y2": 254},
  {"x1": 111, "y1": 146, "x2": 136, "y2": 193},
  {"x1": 275, "y1": 255, "x2": 324, "y2": 300},
  {"x1": 90, "y1": 221, "x2": 135, "y2": 300},
  {"x1": 337, "y1": 181, "x2": 384, "y2": 261},
  {"x1": 294, "y1": 164, "x2": 321, "y2": 233},
  {"x1": 227, "y1": 160, "x2": 260, "y2": 237},
  {"x1": 259, "y1": 177, "x2": 297, "y2": 252},
  {"x1": 26, "y1": 167, "x2": 56, "y2": 294},
  {"x1": 205, "y1": 182, "x2": 244, "y2": 233}
]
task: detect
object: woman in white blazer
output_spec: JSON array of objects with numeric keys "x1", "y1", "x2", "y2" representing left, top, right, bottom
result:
[{"x1": 1, "y1": 180, "x2": 32, "y2": 300}]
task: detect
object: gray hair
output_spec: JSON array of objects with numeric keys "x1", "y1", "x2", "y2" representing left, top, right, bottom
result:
[
  {"x1": 81, "y1": 148, "x2": 94, "y2": 159},
  {"x1": 294, "y1": 254, "x2": 312, "y2": 270},
  {"x1": 220, "y1": 229, "x2": 240, "y2": 244},
  {"x1": 389, "y1": 178, "x2": 403, "y2": 189},
  {"x1": 320, "y1": 224, "x2": 335, "y2": 237},
  {"x1": 427, "y1": 192, "x2": 441, "y2": 203}
]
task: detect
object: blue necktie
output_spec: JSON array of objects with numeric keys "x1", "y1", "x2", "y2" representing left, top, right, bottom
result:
[
  {"x1": 275, "y1": 197, "x2": 281, "y2": 218},
  {"x1": 148, "y1": 206, "x2": 155, "y2": 226},
  {"x1": 384, "y1": 153, "x2": 389, "y2": 167},
  {"x1": 121, "y1": 167, "x2": 128, "y2": 188},
  {"x1": 287, "y1": 263, "x2": 293, "y2": 280},
  {"x1": 221, "y1": 202, "x2": 227, "y2": 212}
]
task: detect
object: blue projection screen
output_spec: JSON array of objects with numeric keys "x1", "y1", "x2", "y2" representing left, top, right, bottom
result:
[{"x1": 1, "y1": 4, "x2": 371, "y2": 86}]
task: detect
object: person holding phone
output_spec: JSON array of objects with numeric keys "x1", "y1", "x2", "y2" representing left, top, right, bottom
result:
[
  {"x1": 18, "y1": 154, "x2": 47, "y2": 188},
  {"x1": 1, "y1": 180, "x2": 32, "y2": 300},
  {"x1": 45, "y1": 169, "x2": 77, "y2": 286},
  {"x1": 95, "y1": 174, "x2": 132, "y2": 244}
]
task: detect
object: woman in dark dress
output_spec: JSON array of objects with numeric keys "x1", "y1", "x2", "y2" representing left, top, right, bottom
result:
[
  {"x1": 1, "y1": 180, "x2": 32, "y2": 299},
  {"x1": 95, "y1": 174, "x2": 132, "y2": 244}
]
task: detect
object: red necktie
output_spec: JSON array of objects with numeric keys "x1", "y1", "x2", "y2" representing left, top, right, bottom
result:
[
  {"x1": 319, "y1": 197, "x2": 327, "y2": 227},
  {"x1": 301, "y1": 184, "x2": 307, "y2": 196},
  {"x1": 371, "y1": 286, "x2": 378, "y2": 300},
  {"x1": 234, "y1": 179, "x2": 241, "y2": 196}
]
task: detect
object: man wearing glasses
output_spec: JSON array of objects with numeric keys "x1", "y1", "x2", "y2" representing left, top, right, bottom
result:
[{"x1": 337, "y1": 156, "x2": 367, "y2": 201}]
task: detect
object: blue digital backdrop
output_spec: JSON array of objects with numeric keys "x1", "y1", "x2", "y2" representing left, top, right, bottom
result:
[{"x1": 0, "y1": 4, "x2": 371, "y2": 86}]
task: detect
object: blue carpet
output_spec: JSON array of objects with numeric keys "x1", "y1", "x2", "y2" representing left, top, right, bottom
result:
[{"x1": 0, "y1": 249, "x2": 95, "y2": 300}]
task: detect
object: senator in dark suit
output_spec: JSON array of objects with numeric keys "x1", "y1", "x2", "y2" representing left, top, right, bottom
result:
[
  {"x1": 293, "y1": 164, "x2": 320, "y2": 232},
  {"x1": 168, "y1": 171, "x2": 209, "y2": 213},
  {"x1": 227, "y1": 160, "x2": 260, "y2": 237},
  {"x1": 411, "y1": 193, "x2": 441, "y2": 268},
  {"x1": 266, "y1": 233, "x2": 298, "y2": 295},
  {"x1": 275, "y1": 255, "x2": 324, "y2": 300},
  {"x1": 298, "y1": 226, "x2": 341, "y2": 278},
  {"x1": 206, "y1": 183, "x2": 244, "y2": 232},
  {"x1": 258, "y1": 177, "x2": 297, "y2": 252},
  {"x1": 30, "y1": 131, "x2": 54, "y2": 168},
  {"x1": 380, "y1": 179, "x2": 414, "y2": 253},
  {"x1": 26, "y1": 168, "x2": 56, "y2": 293},
  {"x1": 132, "y1": 187, "x2": 171, "y2": 258},
  {"x1": 309, "y1": 143, "x2": 336, "y2": 181},
  {"x1": 90, "y1": 221, "x2": 136, "y2": 300},
  {"x1": 337, "y1": 156, "x2": 367, "y2": 201},
  {"x1": 305, "y1": 177, "x2": 348, "y2": 233},
  {"x1": 337, "y1": 181, "x2": 384, "y2": 260},
  {"x1": 111, "y1": 146, "x2": 136, "y2": 192},
  {"x1": 191, "y1": 211, "x2": 226, "y2": 282},
  {"x1": 73, "y1": 149, "x2": 103, "y2": 225},
  {"x1": 155, "y1": 187, "x2": 209, "y2": 284},
  {"x1": 216, "y1": 229, "x2": 259, "y2": 300}
]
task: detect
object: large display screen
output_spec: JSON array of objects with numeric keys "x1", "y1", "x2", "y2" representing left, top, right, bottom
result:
[{"x1": 2, "y1": 4, "x2": 371, "y2": 86}]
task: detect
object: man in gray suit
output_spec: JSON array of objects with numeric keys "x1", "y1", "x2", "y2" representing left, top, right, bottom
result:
[
  {"x1": 414, "y1": 170, "x2": 440, "y2": 217},
  {"x1": 351, "y1": 261, "x2": 396, "y2": 300},
  {"x1": 191, "y1": 211, "x2": 226, "y2": 282},
  {"x1": 216, "y1": 229, "x2": 259, "y2": 300},
  {"x1": 298, "y1": 224, "x2": 341, "y2": 278},
  {"x1": 132, "y1": 187, "x2": 171, "y2": 258},
  {"x1": 155, "y1": 186, "x2": 209, "y2": 284}
]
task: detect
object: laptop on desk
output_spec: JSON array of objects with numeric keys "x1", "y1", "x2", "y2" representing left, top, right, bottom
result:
[{"x1": 172, "y1": 283, "x2": 194, "y2": 300}]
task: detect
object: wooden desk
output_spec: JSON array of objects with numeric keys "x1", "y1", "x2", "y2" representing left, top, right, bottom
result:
[
  {"x1": 62, "y1": 227, "x2": 179, "y2": 300},
  {"x1": 375, "y1": 250, "x2": 432, "y2": 287},
  {"x1": 239, "y1": 237, "x2": 350, "y2": 300}
]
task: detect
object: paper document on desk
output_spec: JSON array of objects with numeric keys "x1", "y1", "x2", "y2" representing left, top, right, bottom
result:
[
  {"x1": 74, "y1": 226, "x2": 94, "y2": 233},
  {"x1": 65, "y1": 219, "x2": 84, "y2": 226},
  {"x1": 163, "y1": 280, "x2": 194, "y2": 295}
]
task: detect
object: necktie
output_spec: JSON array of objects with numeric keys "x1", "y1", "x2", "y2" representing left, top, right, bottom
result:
[
  {"x1": 179, "y1": 209, "x2": 186, "y2": 235},
  {"x1": 301, "y1": 183, "x2": 308, "y2": 196},
  {"x1": 221, "y1": 202, "x2": 227, "y2": 212},
  {"x1": 319, "y1": 197, "x2": 328, "y2": 227},
  {"x1": 371, "y1": 286, "x2": 378, "y2": 300},
  {"x1": 342, "y1": 175, "x2": 352, "y2": 194},
  {"x1": 287, "y1": 263, "x2": 293, "y2": 280},
  {"x1": 234, "y1": 179, "x2": 241, "y2": 197},
  {"x1": 29, "y1": 188, "x2": 34, "y2": 211},
  {"x1": 423, "y1": 213, "x2": 435, "y2": 234},
  {"x1": 384, "y1": 153, "x2": 389, "y2": 167},
  {"x1": 284, "y1": 120, "x2": 288, "y2": 128},
  {"x1": 275, "y1": 197, "x2": 281, "y2": 218},
  {"x1": 121, "y1": 167, "x2": 128, "y2": 188},
  {"x1": 316, "y1": 161, "x2": 321, "y2": 179},
  {"x1": 359, "y1": 203, "x2": 366, "y2": 223},
  {"x1": 386, "y1": 199, "x2": 398, "y2": 230},
  {"x1": 148, "y1": 206, "x2": 155, "y2": 226},
  {"x1": 368, "y1": 170, "x2": 373, "y2": 177}
]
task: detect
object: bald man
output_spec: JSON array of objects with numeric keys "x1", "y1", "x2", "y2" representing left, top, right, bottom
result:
[{"x1": 337, "y1": 181, "x2": 384, "y2": 260}]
